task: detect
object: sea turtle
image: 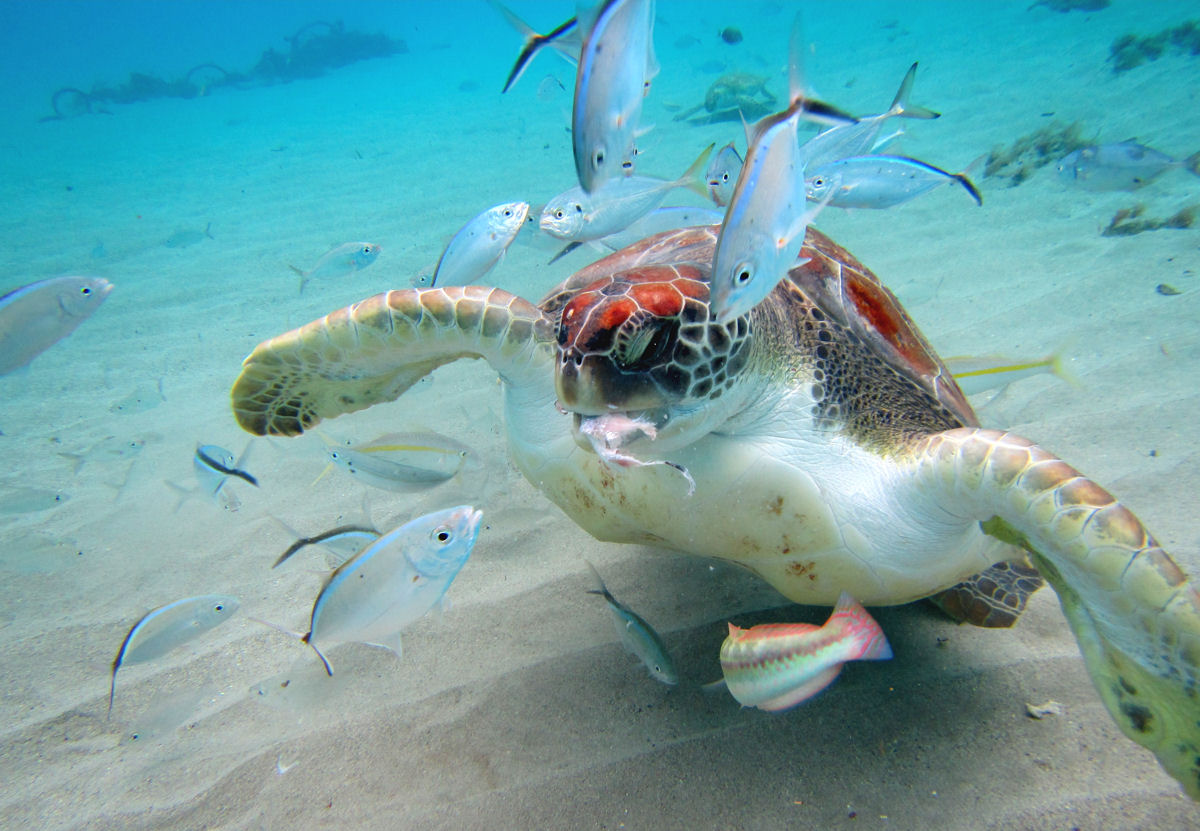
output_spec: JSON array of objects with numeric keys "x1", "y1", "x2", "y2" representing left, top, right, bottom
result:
[
  {"x1": 230, "y1": 225, "x2": 1200, "y2": 799},
  {"x1": 672, "y1": 72, "x2": 777, "y2": 124}
]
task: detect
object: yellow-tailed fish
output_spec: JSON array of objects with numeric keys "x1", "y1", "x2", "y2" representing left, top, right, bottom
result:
[
  {"x1": 805, "y1": 155, "x2": 982, "y2": 209},
  {"x1": 586, "y1": 560, "x2": 678, "y2": 685},
  {"x1": 572, "y1": 0, "x2": 658, "y2": 193},
  {"x1": 272, "y1": 524, "x2": 381, "y2": 568},
  {"x1": 709, "y1": 17, "x2": 856, "y2": 323},
  {"x1": 432, "y1": 201, "x2": 529, "y2": 287},
  {"x1": 489, "y1": 1, "x2": 580, "y2": 93},
  {"x1": 297, "y1": 505, "x2": 482, "y2": 675},
  {"x1": 289, "y1": 241, "x2": 380, "y2": 294},
  {"x1": 109, "y1": 594, "x2": 240, "y2": 716},
  {"x1": 0, "y1": 276, "x2": 112, "y2": 375},
  {"x1": 716, "y1": 592, "x2": 892, "y2": 711},
  {"x1": 322, "y1": 431, "x2": 481, "y2": 491},
  {"x1": 945, "y1": 350, "x2": 1078, "y2": 396}
]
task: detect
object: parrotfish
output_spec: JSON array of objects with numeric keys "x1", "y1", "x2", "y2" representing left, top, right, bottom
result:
[
  {"x1": 716, "y1": 592, "x2": 892, "y2": 711},
  {"x1": 585, "y1": 560, "x2": 678, "y2": 685},
  {"x1": 272, "y1": 524, "x2": 381, "y2": 568},
  {"x1": 710, "y1": 18, "x2": 855, "y2": 323},
  {"x1": 289, "y1": 241, "x2": 381, "y2": 294},
  {"x1": 541, "y1": 144, "x2": 713, "y2": 244},
  {"x1": 323, "y1": 431, "x2": 481, "y2": 492},
  {"x1": 299, "y1": 505, "x2": 483, "y2": 674},
  {"x1": 109, "y1": 594, "x2": 240, "y2": 715},
  {"x1": 0, "y1": 276, "x2": 112, "y2": 375},
  {"x1": 490, "y1": 0, "x2": 580, "y2": 93},
  {"x1": 573, "y1": 0, "x2": 659, "y2": 192},
  {"x1": 805, "y1": 155, "x2": 982, "y2": 209},
  {"x1": 1055, "y1": 141, "x2": 1200, "y2": 191},
  {"x1": 705, "y1": 142, "x2": 743, "y2": 207},
  {"x1": 431, "y1": 201, "x2": 529, "y2": 287}
]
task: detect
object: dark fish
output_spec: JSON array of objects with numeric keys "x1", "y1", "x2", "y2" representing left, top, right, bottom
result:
[
  {"x1": 195, "y1": 445, "x2": 258, "y2": 487},
  {"x1": 719, "y1": 26, "x2": 743, "y2": 44}
]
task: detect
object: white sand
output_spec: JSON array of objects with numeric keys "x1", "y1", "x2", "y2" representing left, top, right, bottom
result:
[{"x1": 0, "y1": 1, "x2": 1198, "y2": 828}]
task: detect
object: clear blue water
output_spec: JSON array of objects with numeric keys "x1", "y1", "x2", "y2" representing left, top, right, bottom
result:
[{"x1": 1, "y1": 1, "x2": 1198, "y2": 828}]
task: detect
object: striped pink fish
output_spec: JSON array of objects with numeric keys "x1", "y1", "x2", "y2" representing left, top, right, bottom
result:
[{"x1": 718, "y1": 592, "x2": 892, "y2": 711}]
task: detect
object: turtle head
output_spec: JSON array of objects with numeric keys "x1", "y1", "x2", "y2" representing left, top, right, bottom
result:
[{"x1": 554, "y1": 264, "x2": 752, "y2": 437}]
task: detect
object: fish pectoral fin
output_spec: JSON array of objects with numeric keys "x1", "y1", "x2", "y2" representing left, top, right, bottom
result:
[
  {"x1": 366, "y1": 633, "x2": 404, "y2": 660},
  {"x1": 700, "y1": 678, "x2": 728, "y2": 694}
]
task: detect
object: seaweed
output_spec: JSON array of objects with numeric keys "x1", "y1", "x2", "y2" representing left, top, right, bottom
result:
[
  {"x1": 982, "y1": 120, "x2": 1096, "y2": 187},
  {"x1": 1102, "y1": 203, "x2": 1199, "y2": 236},
  {"x1": 1109, "y1": 20, "x2": 1200, "y2": 73}
]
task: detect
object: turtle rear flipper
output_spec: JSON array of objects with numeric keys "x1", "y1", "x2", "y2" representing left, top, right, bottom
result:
[
  {"x1": 929, "y1": 558, "x2": 1044, "y2": 628},
  {"x1": 914, "y1": 427, "x2": 1200, "y2": 799},
  {"x1": 231, "y1": 287, "x2": 555, "y2": 437}
]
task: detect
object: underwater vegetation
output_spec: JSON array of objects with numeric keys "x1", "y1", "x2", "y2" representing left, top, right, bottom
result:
[
  {"x1": 1109, "y1": 20, "x2": 1200, "y2": 73},
  {"x1": 1102, "y1": 203, "x2": 1199, "y2": 237},
  {"x1": 41, "y1": 21, "x2": 407, "y2": 120},
  {"x1": 983, "y1": 120, "x2": 1095, "y2": 187}
]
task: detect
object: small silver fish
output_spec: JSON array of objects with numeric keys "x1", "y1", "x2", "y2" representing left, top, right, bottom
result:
[
  {"x1": 541, "y1": 144, "x2": 712, "y2": 243},
  {"x1": 598, "y1": 205, "x2": 725, "y2": 251},
  {"x1": 710, "y1": 18, "x2": 855, "y2": 323},
  {"x1": 325, "y1": 432, "x2": 481, "y2": 492},
  {"x1": 110, "y1": 594, "x2": 240, "y2": 715},
  {"x1": 585, "y1": 561, "x2": 678, "y2": 685},
  {"x1": 715, "y1": 592, "x2": 891, "y2": 711},
  {"x1": 190, "y1": 442, "x2": 255, "y2": 511},
  {"x1": 490, "y1": 1, "x2": 580, "y2": 93},
  {"x1": 163, "y1": 222, "x2": 214, "y2": 248},
  {"x1": 290, "y1": 241, "x2": 381, "y2": 294},
  {"x1": 0, "y1": 276, "x2": 112, "y2": 375},
  {"x1": 805, "y1": 155, "x2": 982, "y2": 209},
  {"x1": 1056, "y1": 141, "x2": 1198, "y2": 191},
  {"x1": 272, "y1": 524, "x2": 381, "y2": 568},
  {"x1": 573, "y1": 0, "x2": 658, "y2": 192},
  {"x1": 432, "y1": 201, "x2": 529, "y2": 287},
  {"x1": 705, "y1": 142, "x2": 743, "y2": 207},
  {"x1": 300, "y1": 506, "x2": 483, "y2": 674}
]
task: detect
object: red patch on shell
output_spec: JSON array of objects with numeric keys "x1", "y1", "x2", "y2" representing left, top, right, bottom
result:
[{"x1": 560, "y1": 266, "x2": 707, "y2": 353}]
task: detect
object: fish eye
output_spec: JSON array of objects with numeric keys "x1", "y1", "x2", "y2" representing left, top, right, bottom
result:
[
  {"x1": 214, "y1": 603, "x2": 224, "y2": 612},
  {"x1": 813, "y1": 176, "x2": 825, "y2": 188},
  {"x1": 592, "y1": 149, "x2": 605, "y2": 168},
  {"x1": 555, "y1": 210, "x2": 565, "y2": 219},
  {"x1": 722, "y1": 172, "x2": 731, "y2": 183},
  {"x1": 80, "y1": 286, "x2": 92, "y2": 295},
  {"x1": 735, "y1": 265, "x2": 753, "y2": 285},
  {"x1": 432, "y1": 526, "x2": 453, "y2": 543},
  {"x1": 503, "y1": 209, "x2": 512, "y2": 217}
]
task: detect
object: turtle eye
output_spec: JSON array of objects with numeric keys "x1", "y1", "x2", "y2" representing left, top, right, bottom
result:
[{"x1": 619, "y1": 320, "x2": 677, "y2": 371}]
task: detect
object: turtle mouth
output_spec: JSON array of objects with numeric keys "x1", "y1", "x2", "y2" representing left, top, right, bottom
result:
[{"x1": 570, "y1": 410, "x2": 665, "y2": 455}]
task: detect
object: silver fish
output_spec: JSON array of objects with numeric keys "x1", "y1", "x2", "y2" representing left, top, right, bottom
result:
[
  {"x1": 585, "y1": 561, "x2": 678, "y2": 685},
  {"x1": 798, "y1": 62, "x2": 939, "y2": 170},
  {"x1": 191, "y1": 442, "x2": 255, "y2": 511},
  {"x1": 432, "y1": 201, "x2": 529, "y2": 287},
  {"x1": 301, "y1": 505, "x2": 483, "y2": 674},
  {"x1": 945, "y1": 350, "x2": 1076, "y2": 395},
  {"x1": 598, "y1": 205, "x2": 725, "y2": 251},
  {"x1": 272, "y1": 524, "x2": 381, "y2": 568},
  {"x1": 163, "y1": 222, "x2": 214, "y2": 248},
  {"x1": 290, "y1": 241, "x2": 381, "y2": 294},
  {"x1": 573, "y1": 0, "x2": 658, "y2": 192},
  {"x1": 541, "y1": 144, "x2": 712, "y2": 243},
  {"x1": 705, "y1": 142, "x2": 743, "y2": 207},
  {"x1": 326, "y1": 431, "x2": 481, "y2": 492},
  {"x1": 110, "y1": 594, "x2": 240, "y2": 715},
  {"x1": 0, "y1": 276, "x2": 112, "y2": 375},
  {"x1": 710, "y1": 19, "x2": 855, "y2": 323},
  {"x1": 1056, "y1": 141, "x2": 1198, "y2": 191},
  {"x1": 805, "y1": 155, "x2": 982, "y2": 209},
  {"x1": 490, "y1": 0, "x2": 580, "y2": 93}
]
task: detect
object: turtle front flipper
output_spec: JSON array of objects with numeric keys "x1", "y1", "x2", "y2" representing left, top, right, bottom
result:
[
  {"x1": 912, "y1": 427, "x2": 1200, "y2": 800},
  {"x1": 232, "y1": 287, "x2": 555, "y2": 437}
]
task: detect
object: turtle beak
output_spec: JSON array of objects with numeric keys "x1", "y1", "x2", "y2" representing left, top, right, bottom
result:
[{"x1": 555, "y1": 349, "x2": 670, "y2": 417}]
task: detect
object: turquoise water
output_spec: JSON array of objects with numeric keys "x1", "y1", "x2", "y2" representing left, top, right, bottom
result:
[{"x1": 1, "y1": 1, "x2": 1198, "y2": 828}]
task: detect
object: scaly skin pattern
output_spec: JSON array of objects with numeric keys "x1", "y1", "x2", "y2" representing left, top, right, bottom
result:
[
  {"x1": 231, "y1": 286, "x2": 554, "y2": 437},
  {"x1": 909, "y1": 427, "x2": 1200, "y2": 800}
]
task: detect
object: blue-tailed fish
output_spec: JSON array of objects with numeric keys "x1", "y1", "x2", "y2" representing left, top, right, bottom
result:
[
  {"x1": 0, "y1": 276, "x2": 112, "y2": 375},
  {"x1": 945, "y1": 349, "x2": 1077, "y2": 396},
  {"x1": 573, "y1": 0, "x2": 658, "y2": 192},
  {"x1": 585, "y1": 560, "x2": 677, "y2": 685},
  {"x1": 431, "y1": 201, "x2": 529, "y2": 287},
  {"x1": 1056, "y1": 141, "x2": 1200, "y2": 191},
  {"x1": 598, "y1": 205, "x2": 725, "y2": 251},
  {"x1": 272, "y1": 524, "x2": 381, "y2": 568},
  {"x1": 322, "y1": 431, "x2": 482, "y2": 492},
  {"x1": 710, "y1": 18, "x2": 856, "y2": 323},
  {"x1": 289, "y1": 241, "x2": 381, "y2": 294},
  {"x1": 541, "y1": 143, "x2": 713, "y2": 246},
  {"x1": 706, "y1": 142, "x2": 743, "y2": 207},
  {"x1": 109, "y1": 594, "x2": 240, "y2": 716},
  {"x1": 297, "y1": 505, "x2": 482, "y2": 674},
  {"x1": 715, "y1": 592, "x2": 891, "y2": 711},
  {"x1": 490, "y1": 0, "x2": 580, "y2": 93},
  {"x1": 798, "y1": 62, "x2": 939, "y2": 170},
  {"x1": 805, "y1": 155, "x2": 982, "y2": 209}
]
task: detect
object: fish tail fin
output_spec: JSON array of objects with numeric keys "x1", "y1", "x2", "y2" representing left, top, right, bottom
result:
[
  {"x1": 888, "y1": 62, "x2": 940, "y2": 121},
  {"x1": 952, "y1": 172, "x2": 983, "y2": 206},
  {"x1": 310, "y1": 462, "x2": 334, "y2": 486},
  {"x1": 679, "y1": 143, "x2": 716, "y2": 198},
  {"x1": 302, "y1": 633, "x2": 335, "y2": 676},
  {"x1": 1184, "y1": 150, "x2": 1200, "y2": 177},
  {"x1": 583, "y1": 560, "x2": 616, "y2": 603},
  {"x1": 700, "y1": 677, "x2": 730, "y2": 695},
  {"x1": 108, "y1": 670, "x2": 118, "y2": 719},
  {"x1": 829, "y1": 592, "x2": 893, "y2": 661},
  {"x1": 203, "y1": 221, "x2": 213, "y2": 239},
  {"x1": 58, "y1": 451, "x2": 86, "y2": 475},
  {"x1": 1047, "y1": 342, "x2": 1082, "y2": 389},
  {"x1": 785, "y1": 14, "x2": 857, "y2": 129},
  {"x1": 491, "y1": 0, "x2": 566, "y2": 93}
]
